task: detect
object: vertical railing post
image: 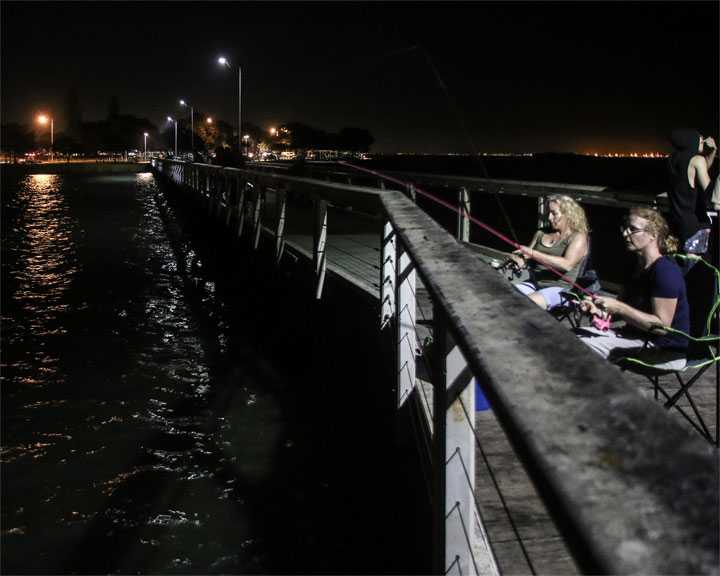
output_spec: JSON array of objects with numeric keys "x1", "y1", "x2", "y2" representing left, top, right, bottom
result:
[
  {"x1": 538, "y1": 196, "x2": 547, "y2": 230},
  {"x1": 380, "y1": 221, "x2": 396, "y2": 330},
  {"x1": 396, "y1": 242, "x2": 416, "y2": 407},
  {"x1": 457, "y1": 187, "x2": 470, "y2": 243},
  {"x1": 432, "y1": 324, "x2": 491, "y2": 576},
  {"x1": 215, "y1": 171, "x2": 225, "y2": 219},
  {"x1": 252, "y1": 185, "x2": 265, "y2": 250},
  {"x1": 313, "y1": 194, "x2": 328, "y2": 299},
  {"x1": 224, "y1": 174, "x2": 234, "y2": 227},
  {"x1": 275, "y1": 188, "x2": 287, "y2": 266},
  {"x1": 236, "y1": 179, "x2": 246, "y2": 237}
]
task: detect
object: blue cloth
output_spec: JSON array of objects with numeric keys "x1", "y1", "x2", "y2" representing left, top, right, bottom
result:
[
  {"x1": 620, "y1": 256, "x2": 690, "y2": 349},
  {"x1": 475, "y1": 380, "x2": 490, "y2": 411}
]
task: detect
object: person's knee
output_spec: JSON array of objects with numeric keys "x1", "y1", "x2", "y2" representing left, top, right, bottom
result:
[{"x1": 528, "y1": 292, "x2": 547, "y2": 309}]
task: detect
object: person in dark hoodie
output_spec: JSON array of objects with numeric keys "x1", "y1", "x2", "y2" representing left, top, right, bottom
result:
[{"x1": 666, "y1": 128, "x2": 716, "y2": 254}]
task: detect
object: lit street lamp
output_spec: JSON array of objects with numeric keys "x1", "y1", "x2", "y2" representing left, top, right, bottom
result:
[
  {"x1": 167, "y1": 117, "x2": 178, "y2": 157},
  {"x1": 144, "y1": 132, "x2": 149, "y2": 159},
  {"x1": 37, "y1": 115, "x2": 53, "y2": 161},
  {"x1": 179, "y1": 99, "x2": 194, "y2": 152},
  {"x1": 218, "y1": 56, "x2": 242, "y2": 153}
]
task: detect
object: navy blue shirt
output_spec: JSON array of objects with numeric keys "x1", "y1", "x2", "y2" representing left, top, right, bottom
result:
[{"x1": 621, "y1": 257, "x2": 690, "y2": 349}]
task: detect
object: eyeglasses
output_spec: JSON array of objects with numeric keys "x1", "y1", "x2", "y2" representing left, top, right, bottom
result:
[{"x1": 620, "y1": 225, "x2": 646, "y2": 236}]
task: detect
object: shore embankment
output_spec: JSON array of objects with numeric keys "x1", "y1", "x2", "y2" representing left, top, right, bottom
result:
[{"x1": 1, "y1": 161, "x2": 151, "y2": 176}]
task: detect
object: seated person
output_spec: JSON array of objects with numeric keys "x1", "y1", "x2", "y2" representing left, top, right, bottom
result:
[
  {"x1": 576, "y1": 208, "x2": 689, "y2": 370},
  {"x1": 505, "y1": 195, "x2": 589, "y2": 309}
]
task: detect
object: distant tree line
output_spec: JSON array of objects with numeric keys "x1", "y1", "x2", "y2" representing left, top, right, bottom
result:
[
  {"x1": 279, "y1": 122, "x2": 374, "y2": 155},
  {"x1": 1, "y1": 89, "x2": 156, "y2": 162},
  {"x1": 1, "y1": 86, "x2": 375, "y2": 163}
]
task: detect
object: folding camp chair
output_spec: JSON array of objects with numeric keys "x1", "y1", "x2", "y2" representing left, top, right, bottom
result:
[{"x1": 614, "y1": 254, "x2": 720, "y2": 446}]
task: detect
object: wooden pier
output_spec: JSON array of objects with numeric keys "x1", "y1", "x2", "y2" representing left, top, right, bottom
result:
[
  {"x1": 152, "y1": 158, "x2": 719, "y2": 575},
  {"x1": 247, "y1": 192, "x2": 719, "y2": 574}
]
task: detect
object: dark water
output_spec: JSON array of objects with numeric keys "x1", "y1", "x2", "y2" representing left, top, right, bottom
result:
[
  {"x1": 1, "y1": 171, "x2": 430, "y2": 574},
  {"x1": 364, "y1": 153, "x2": 670, "y2": 191}
]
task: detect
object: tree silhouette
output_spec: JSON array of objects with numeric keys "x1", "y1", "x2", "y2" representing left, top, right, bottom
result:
[
  {"x1": 1, "y1": 123, "x2": 36, "y2": 162},
  {"x1": 338, "y1": 127, "x2": 375, "y2": 155}
]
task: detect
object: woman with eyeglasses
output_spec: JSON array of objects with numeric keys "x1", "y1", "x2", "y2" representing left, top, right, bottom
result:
[{"x1": 577, "y1": 208, "x2": 689, "y2": 370}]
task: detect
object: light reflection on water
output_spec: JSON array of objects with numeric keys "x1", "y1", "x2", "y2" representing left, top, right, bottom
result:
[
  {"x1": 3, "y1": 174, "x2": 78, "y2": 388},
  {"x1": 1, "y1": 171, "x2": 281, "y2": 574}
]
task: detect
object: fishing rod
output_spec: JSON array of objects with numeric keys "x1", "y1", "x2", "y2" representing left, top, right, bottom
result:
[
  {"x1": 336, "y1": 44, "x2": 599, "y2": 300},
  {"x1": 340, "y1": 160, "x2": 599, "y2": 301},
  {"x1": 417, "y1": 47, "x2": 522, "y2": 248}
]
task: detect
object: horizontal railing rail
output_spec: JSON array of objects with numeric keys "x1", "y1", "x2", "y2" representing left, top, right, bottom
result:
[{"x1": 151, "y1": 157, "x2": 719, "y2": 575}]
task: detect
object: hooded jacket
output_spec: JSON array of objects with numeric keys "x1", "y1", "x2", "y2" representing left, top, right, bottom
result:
[{"x1": 666, "y1": 128, "x2": 710, "y2": 243}]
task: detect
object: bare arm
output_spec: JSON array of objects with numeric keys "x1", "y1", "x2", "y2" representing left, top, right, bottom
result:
[
  {"x1": 509, "y1": 230, "x2": 542, "y2": 267},
  {"x1": 582, "y1": 295, "x2": 677, "y2": 334},
  {"x1": 690, "y1": 155, "x2": 713, "y2": 195},
  {"x1": 704, "y1": 136, "x2": 716, "y2": 171},
  {"x1": 711, "y1": 176, "x2": 720, "y2": 211}
]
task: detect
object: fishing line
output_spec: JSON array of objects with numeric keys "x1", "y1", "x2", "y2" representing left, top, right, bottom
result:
[
  {"x1": 341, "y1": 44, "x2": 596, "y2": 299},
  {"x1": 340, "y1": 160, "x2": 598, "y2": 300},
  {"x1": 417, "y1": 47, "x2": 522, "y2": 247}
]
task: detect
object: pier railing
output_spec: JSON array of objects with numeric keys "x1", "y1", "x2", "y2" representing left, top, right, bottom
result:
[
  {"x1": 151, "y1": 157, "x2": 718, "y2": 575},
  {"x1": 248, "y1": 160, "x2": 680, "y2": 292}
]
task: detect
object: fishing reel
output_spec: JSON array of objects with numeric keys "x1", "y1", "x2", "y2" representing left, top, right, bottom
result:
[{"x1": 490, "y1": 258, "x2": 526, "y2": 280}]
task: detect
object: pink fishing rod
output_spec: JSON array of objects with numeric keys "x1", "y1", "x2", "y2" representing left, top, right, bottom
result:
[{"x1": 341, "y1": 160, "x2": 599, "y2": 301}]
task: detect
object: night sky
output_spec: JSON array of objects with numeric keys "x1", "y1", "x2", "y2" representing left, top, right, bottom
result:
[{"x1": 2, "y1": 1, "x2": 718, "y2": 155}]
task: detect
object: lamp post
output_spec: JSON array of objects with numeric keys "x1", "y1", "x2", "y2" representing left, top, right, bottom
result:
[
  {"x1": 179, "y1": 99, "x2": 194, "y2": 152},
  {"x1": 37, "y1": 115, "x2": 53, "y2": 161},
  {"x1": 218, "y1": 56, "x2": 241, "y2": 153},
  {"x1": 144, "y1": 132, "x2": 149, "y2": 159},
  {"x1": 167, "y1": 117, "x2": 178, "y2": 157}
]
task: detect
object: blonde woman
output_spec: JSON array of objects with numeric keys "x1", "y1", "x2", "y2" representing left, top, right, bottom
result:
[
  {"x1": 507, "y1": 195, "x2": 589, "y2": 310},
  {"x1": 578, "y1": 208, "x2": 688, "y2": 370}
]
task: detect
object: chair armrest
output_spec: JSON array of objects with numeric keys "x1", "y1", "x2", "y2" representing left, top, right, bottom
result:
[{"x1": 648, "y1": 323, "x2": 720, "y2": 343}]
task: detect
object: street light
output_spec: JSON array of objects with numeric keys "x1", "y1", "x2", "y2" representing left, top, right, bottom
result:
[
  {"x1": 167, "y1": 116, "x2": 178, "y2": 157},
  {"x1": 37, "y1": 115, "x2": 53, "y2": 161},
  {"x1": 179, "y1": 99, "x2": 194, "y2": 152},
  {"x1": 144, "y1": 132, "x2": 149, "y2": 159},
  {"x1": 218, "y1": 56, "x2": 241, "y2": 153}
]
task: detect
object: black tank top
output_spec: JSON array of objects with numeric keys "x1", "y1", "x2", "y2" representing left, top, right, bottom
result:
[{"x1": 666, "y1": 128, "x2": 710, "y2": 243}]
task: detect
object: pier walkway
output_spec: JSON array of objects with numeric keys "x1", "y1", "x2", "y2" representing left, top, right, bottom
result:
[{"x1": 152, "y1": 158, "x2": 719, "y2": 575}]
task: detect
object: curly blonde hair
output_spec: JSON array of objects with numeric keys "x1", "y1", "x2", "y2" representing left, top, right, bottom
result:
[
  {"x1": 546, "y1": 195, "x2": 589, "y2": 235},
  {"x1": 626, "y1": 207, "x2": 679, "y2": 254}
]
